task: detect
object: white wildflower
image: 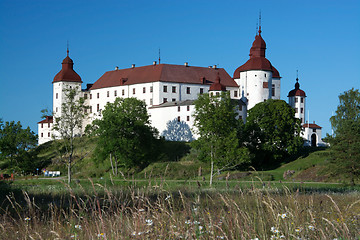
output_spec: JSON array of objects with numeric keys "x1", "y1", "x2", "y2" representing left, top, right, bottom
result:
[
  {"x1": 24, "y1": 217, "x2": 31, "y2": 221},
  {"x1": 308, "y1": 225, "x2": 315, "y2": 230},
  {"x1": 75, "y1": 225, "x2": 82, "y2": 230},
  {"x1": 165, "y1": 195, "x2": 171, "y2": 201},
  {"x1": 271, "y1": 226, "x2": 279, "y2": 233},
  {"x1": 145, "y1": 219, "x2": 153, "y2": 226},
  {"x1": 185, "y1": 220, "x2": 191, "y2": 224}
]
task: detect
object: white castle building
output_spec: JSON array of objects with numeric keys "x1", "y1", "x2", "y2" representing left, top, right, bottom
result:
[{"x1": 38, "y1": 28, "x2": 324, "y2": 146}]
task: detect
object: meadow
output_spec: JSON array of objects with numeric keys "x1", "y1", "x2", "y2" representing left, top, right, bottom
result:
[{"x1": 0, "y1": 178, "x2": 359, "y2": 239}]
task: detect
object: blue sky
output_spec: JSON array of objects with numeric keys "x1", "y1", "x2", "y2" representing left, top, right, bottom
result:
[{"x1": 0, "y1": 0, "x2": 359, "y2": 137}]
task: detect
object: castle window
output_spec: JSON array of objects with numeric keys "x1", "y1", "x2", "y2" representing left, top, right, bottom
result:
[
  {"x1": 272, "y1": 84, "x2": 275, "y2": 97},
  {"x1": 56, "y1": 93, "x2": 58, "y2": 99},
  {"x1": 301, "y1": 98, "x2": 304, "y2": 103},
  {"x1": 150, "y1": 86, "x2": 153, "y2": 93},
  {"x1": 143, "y1": 87, "x2": 146, "y2": 93},
  {"x1": 295, "y1": 108, "x2": 298, "y2": 113},
  {"x1": 163, "y1": 86, "x2": 167, "y2": 92},
  {"x1": 178, "y1": 106, "x2": 180, "y2": 112},
  {"x1": 239, "y1": 105, "x2": 242, "y2": 111},
  {"x1": 133, "y1": 88, "x2": 135, "y2": 94},
  {"x1": 56, "y1": 107, "x2": 58, "y2": 112},
  {"x1": 163, "y1": 98, "x2": 167, "y2": 103},
  {"x1": 210, "y1": 92, "x2": 213, "y2": 96},
  {"x1": 41, "y1": 123, "x2": 43, "y2": 128},
  {"x1": 187, "y1": 116, "x2": 190, "y2": 121},
  {"x1": 84, "y1": 94, "x2": 87, "y2": 99},
  {"x1": 263, "y1": 82, "x2": 268, "y2": 88},
  {"x1": 300, "y1": 118, "x2": 303, "y2": 123},
  {"x1": 97, "y1": 104, "x2": 100, "y2": 112},
  {"x1": 301, "y1": 108, "x2": 304, "y2": 113},
  {"x1": 122, "y1": 89, "x2": 125, "y2": 96},
  {"x1": 234, "y1": 91, "x2": 238, "y2": 97},
  {"x1": 186, "y1": 87, "x2": 190, "y2": 94},
  {"x1": 265, "y1": 73, "x2": 266, "y2": 77},
  {"x1": 313, "y1": 129, "x2": 316, "y2": 133},
  {"x1": 255, "y1": 75, "x2": 257, "y2": 77},
  {"x1": 48, "y1": 132, "x2": 50, "y2": 137},
  {"x1": 41, "y1": 133, "x2": 43, "y2": 137},
  {"x1": 90, "y1": 94, "x2": 92, "y2": 99},
  {"x1": 172, "y1": 86, "x2": 176, "y2": 93},
  {"x1": 114, "y1": 90, "x2": 117, "y2": 97},
  {"x1": 97, "y1": 93, "x2": 99, "y2": 99},
  {"x1": 216, "y1": 92, "x2": 220, "y2": 96},
  {"x1": 172, "y1": 98, "x2": 176, "y2": 102},
  {"x1": 90, "y1": 106, "x2": 92, "y2": 113},
  {"x1": 150, "y1": 99, "x2": 153, "y2": 105},
  {"x1": 295, "y1": 98, "x2": 298, "y2": 103},
  {"x1": 239, "y1": 116, "x2": 242, "y2": 120},
  {"x1": 200, "y1": 88, "x2": 204, "y2": 94},
  {"x1": 107, "y1": 91, "x2": 109, "y2": 97},
  {"x1": 187, "y1": 106, "x2": 190, "y2": 111},
  {"x1": 48, "y1": 123, "x2": 50, "y2": 128},
  {"x1": 177, "y1": 116, "x2": 180, "y2": 122}
]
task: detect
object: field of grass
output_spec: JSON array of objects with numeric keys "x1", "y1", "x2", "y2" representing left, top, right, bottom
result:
[{"x1": 0, "y1": 178, "x2": 359, "y2": 239}]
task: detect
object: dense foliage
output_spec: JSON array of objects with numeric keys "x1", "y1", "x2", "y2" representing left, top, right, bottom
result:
[
  {"x1": 192, "y1": 92, "x2": 250, "y2": 183},
  {"x1": 0, "y1": 119, "x2": 38, "y2": 173},
  {"x1": 93, "y1": 98, "x2": 160, "y2": 172},
  {"x1": 245, "y1": 99, "x2": 303, "y2": 169},
  {"x1": 161, "y1": 119, "x2": 194, "y2": 142},
  {"x1": 328, "y1": 88, "x2": 360, "y2": 185}
]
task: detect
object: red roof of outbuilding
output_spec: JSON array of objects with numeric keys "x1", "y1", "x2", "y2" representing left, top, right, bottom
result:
[
  {"x1": 302, "y1": 123, "x2": 322, "y2": 129},
  {"x1": 90, "y1": 64, "x2": 238, "y2": 90},
  {"x1": 233, "y1": 32, "x2": 280, "y2": 79},
  {"x1": 53, "y1": 52, "x2": 82, "y2": 83},
  {"x1": 38, "y1": 116, "x2": 53, "y2": 124}
]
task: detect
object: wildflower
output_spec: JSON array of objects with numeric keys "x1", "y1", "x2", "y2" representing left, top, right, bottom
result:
[
  {"x1": 24, "y1": 217, "x2": 31, "y2": 221},
  {"x1": 131, "y1": 231, "x2": 136, "y2": 236},
  {"x1": 185, "y1": 220, "x2": 191, "y2": 225},
  {"x1": 280, "y1": 235, "x2": 285, "y2": 238},
  {"x1": 295, "y1": 227, "x2": 301, "y2": 233},
  {"x1": 193, "y1": 207, "x2": 198, "y2": 212},
  {"x1": 216, "y1": 236, "x2": 225, "y2": 239},
  {"x1": 280, "y1": 213, "x2": 287, "y2": 219},
  {"x1": 271, "y1": 226, "x2": 279, "y2": 233},
  {"x1": 97, "y1": 233, "x2": 105, "y2": 238},
  {"x1": 145, "y1": 219, "x2": 153, "y2": 226},
  {"x1": 138, "y1": 208, "x2": 145, "y2": 212},
  {"x1": 165, "y1": 195, "x2": 171, "y2": 201},
  {"x1": 193, "y1": 220, "x2": 200, "y2": 225},
  {"x1": 70, "y1": 235, "x2": 75, "y2": 238},
  {"x1": 308, "y1": 225, "x2": 315, "y2": 230},
  {"x1": 75, "y1": 225, "x2": 82, "y2": 230},
  {"x1": 198, "y1": 226, "x2": 203, "y2": 231},
  {"x1": 251, "y1": 238, "x2": 259, "y2": 240}
]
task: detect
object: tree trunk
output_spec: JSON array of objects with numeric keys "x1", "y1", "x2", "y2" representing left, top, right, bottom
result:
[
  {"x1": 110, "y1": 153, "x2": 115, "y2": 176},
  {"x1": 114, "y1": 155, "x2": 118, "y2": 176},
  {"x1": 68, "y1": 156, "x2": 71, "y2": 184},
  {"x1": 210, "y1": 160, "x2": 214, "y2": 186}
]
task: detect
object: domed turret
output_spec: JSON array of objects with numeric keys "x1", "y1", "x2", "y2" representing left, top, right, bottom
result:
[
  {"x1": 53, "y1": 50, "x2": 82, "y2": 83},
  {"x1": 209, "y1": 73, "x2": 226, "y2": 91},
  {"x1": 288, "y1": 76, "x2": 306, "y2": 124}
]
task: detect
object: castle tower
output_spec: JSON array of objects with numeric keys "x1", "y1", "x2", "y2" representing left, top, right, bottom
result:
[
  {"x1": 209, "y1": 72, "x2": 226, "y2": 97},
  {"x1": 52, "y1": 49, "x2": 82, "y2": 117},
  {"x1": 233, "y1": 26, "x2": 281, "y2": 110},
  {"x1": 288, "y1": 77, "x2": 306, "y2": 124}
]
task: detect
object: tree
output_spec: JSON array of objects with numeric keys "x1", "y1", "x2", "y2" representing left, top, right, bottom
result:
[
  {"x1": 245, "y1": 99, "x2": 303, "y2": 169},
  {"x1": 93, "y1": 98, "x2": 159, "y2": 174},
  {"x1": 51, "y1": 88, "x2": 88, "y2": 184},
  {"x1": 0, "y1": 120, "x2": 37, "y2": 171},
  {"x1": 161, "y1": 119, "x2": 194, "y2": 142},
  {"x1": 192, "y1": 92, "x2": 250, "y2": 186},
  {"x1": 329, "y1": 88, "x2": 360, "y2": 185}
]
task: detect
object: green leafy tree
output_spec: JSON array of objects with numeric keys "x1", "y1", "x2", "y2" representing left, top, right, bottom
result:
[
  {"x1": 161, "y1": 119, "x2": 194, "y2": 142},
  {"x1": 93, "y1": 98, "x2": 159, "y2": 175},
  {"x1": 51, "y1": 88, "x2": 88, "y2": 184},
  {"x1": 0, "y1": 120, "x2": 37, "y2": 171},
  {"x1": 329, "y1": 88, "x2": 360, "y2": 185},
  {"x1": 245, "y1": 99, "x2": 303, "y2": 169},
  {"x1": 192, "y1": 92, "x2": 250, "y2": 186}
]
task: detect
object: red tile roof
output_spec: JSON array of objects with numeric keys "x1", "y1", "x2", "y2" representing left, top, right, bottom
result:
[
  {"x1": 302, "y1": 123, "x2": 322, "y2": 129},
  {"x1": 53, "y1": 55, "x2": 82, "y2": 83},
  {"x1": 90, "y1": 64, "x2": 238, "y2": 90},
  {"x1": 209, "y1": 73, "x2": 226, "y2": 91},
  {"x1": 38, "y1": 116, "x2": 53, "y2": 124},
  {"x1": 233, "y1": 33, "x2": 280, "y2": 79},
  {"x1": 288, "y1": 78, "x2": 306, "y2": 97}
]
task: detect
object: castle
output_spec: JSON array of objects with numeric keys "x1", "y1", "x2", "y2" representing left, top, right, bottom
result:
[{"x1": 38, "y1": 27, "x2": 325, "y2": 147}]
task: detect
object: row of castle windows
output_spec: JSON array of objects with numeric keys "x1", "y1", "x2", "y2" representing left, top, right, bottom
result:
[
  {"x1": 41, "y1": 123, "x2": 51, "y2": 128},
  {"x1": 40, "y1": 132, "x2": 51, "y2": 138},
  {"x1": 295, "y1": 97, "x2": 304, "y2": 103},
  {"x1": 295, "y1": 108, "x2": 304, "y2": 114},
  {"x1": 177, "y1": 116, "x2": 191, "y2": 122}
]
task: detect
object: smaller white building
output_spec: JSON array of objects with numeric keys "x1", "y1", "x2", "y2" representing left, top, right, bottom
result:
[
  {"x1": 288, "y1": 77, "x2": 306, "y2": 124},
  {"x1": 38, "y1": 116, "x2": 53, "y2": 145},
  {"x1": 302, "y1": 121, "x2": 327, "y2": 147}
]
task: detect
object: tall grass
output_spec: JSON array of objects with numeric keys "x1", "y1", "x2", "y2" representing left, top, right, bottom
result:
[{"x1": 0, "y1": 180, "x2": 359, "y2": 239}]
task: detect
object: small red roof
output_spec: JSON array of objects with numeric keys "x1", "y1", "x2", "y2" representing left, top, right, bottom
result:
[
  {"x1": 38, "y1": 116, "x2": 53, "y2": 124},
  {"x1": 233, "y1": 33, "x2": 280, "y2": 79},
  {"x1": 209, "y1": 73, "x2": 226, "y2": 91},
  {"x1": 53, "y1": 53, "x2": 82, "y2": 83},
  {"x1": 302, "y1": 123, "x2": 322, "y2": 129},
  {"x1": 288, "y1": 78, "x2": 306, "y2": 97},
  {"x1": 90, "y1": 64, "x2": 238, "y2": 90}
]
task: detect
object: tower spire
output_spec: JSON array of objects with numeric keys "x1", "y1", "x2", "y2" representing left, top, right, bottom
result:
[
  {"x1": 67, "y1": 40, "x2": 69, "y2": 57},
  {"x1": 158, "y1": 48, "x2": 161, "y2": 64},
  {"x1": 258, "y1": 10, "x2": 262, "y2": 35}
]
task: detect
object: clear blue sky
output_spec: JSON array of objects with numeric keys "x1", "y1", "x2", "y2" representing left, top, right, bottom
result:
[{"x1": 0, "y1": 0, "x2": 359, "y2": 137}]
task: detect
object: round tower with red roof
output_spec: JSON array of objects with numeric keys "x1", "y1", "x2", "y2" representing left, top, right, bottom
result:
[
  {"x1": 288, "y1": 76, "x2": 306, "y2": 124},
  {"x1": 233, "y1": 26, "x2": 281, "y2": 110},
  {"x1": 52, "y1": 49, "x2": 83, "y2": 117}
]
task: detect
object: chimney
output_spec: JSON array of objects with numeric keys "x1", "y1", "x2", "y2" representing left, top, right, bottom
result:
[
  {"x1": 115, "y1": 66, "x2": 119, "y2": 70},
  {"x1": 313, "y1": 121, "x2": 315, "y2": 124},
  {"x1": 131, "y1": 64, "x2": 135, "y2": 68},
  {"x1": 213, "y1": 65, "x2": 217, "y2": 69},
  {"x1": 184, "y1": 62, "x2": 189, "y2": 67},
  {"x1": 208, "y1": 66, "x2": 212, "y2": 68},
  {"x1": 153, "y1": 61, "x2": 157, "y2": 66}
]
